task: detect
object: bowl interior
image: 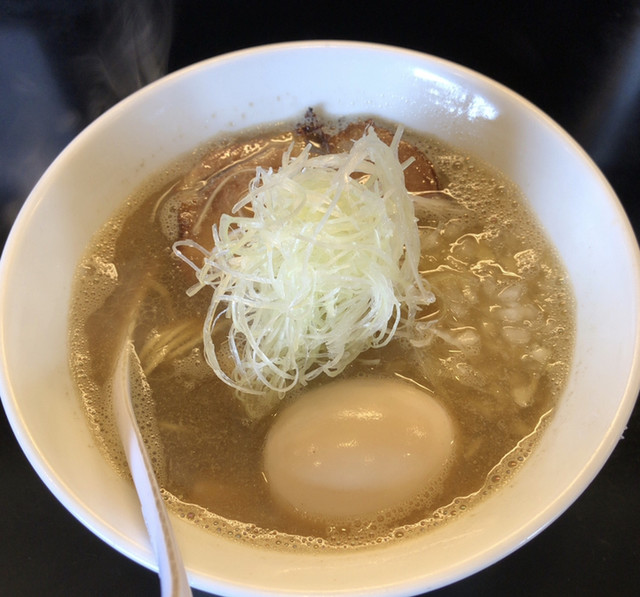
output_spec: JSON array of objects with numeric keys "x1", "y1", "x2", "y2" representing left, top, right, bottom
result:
[{"x1": 1, "y1": 41, "x2": 639, "y2": 596}]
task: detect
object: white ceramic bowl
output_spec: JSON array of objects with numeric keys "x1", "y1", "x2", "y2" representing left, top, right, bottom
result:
[{"x1": 1, "y1": 41, "x2": 639, "y2": 596}]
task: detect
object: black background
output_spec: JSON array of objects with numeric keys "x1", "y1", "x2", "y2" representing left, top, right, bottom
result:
[{"x1": 1, "y1": 1, "x2": 639, "y2": 595}]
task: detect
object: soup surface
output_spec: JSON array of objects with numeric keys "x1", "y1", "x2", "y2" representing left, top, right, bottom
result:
[{"x1": 69, "y1": 113, "x2": 574, "y2": 550}]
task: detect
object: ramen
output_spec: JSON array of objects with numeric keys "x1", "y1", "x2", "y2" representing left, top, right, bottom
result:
[{"x1": 69, "y1": 113, "x2": 574, "y2": 550}]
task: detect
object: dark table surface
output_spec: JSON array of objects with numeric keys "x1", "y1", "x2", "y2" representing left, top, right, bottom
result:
[{"x1": 1, "y1": 1, "x2": 639, "y2": 595}]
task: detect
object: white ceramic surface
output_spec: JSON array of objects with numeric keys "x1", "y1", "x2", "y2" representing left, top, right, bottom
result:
[{"x1": 1, "y1": 41, "x2": 639, "y2": 596}]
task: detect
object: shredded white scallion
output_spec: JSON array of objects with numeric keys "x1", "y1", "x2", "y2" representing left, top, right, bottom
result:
[{"x1": 173, "y1": 126, "x2": 435, "y2": 396}]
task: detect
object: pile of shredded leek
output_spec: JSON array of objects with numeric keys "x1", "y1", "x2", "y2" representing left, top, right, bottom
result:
[{"x1": 174, "y1": 126, "x2": 435, "y2": 396}]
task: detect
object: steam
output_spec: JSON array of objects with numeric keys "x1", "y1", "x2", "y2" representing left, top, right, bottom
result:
[
  {"x1": 75, "y1": 0, "x2": 174, "y2": 119},
  {"x1": 0, "y1": 0, "x2": 174, "y2": 248},
  {"x1": 577, "y1": 12, "x2": 640, "y2": 167}
]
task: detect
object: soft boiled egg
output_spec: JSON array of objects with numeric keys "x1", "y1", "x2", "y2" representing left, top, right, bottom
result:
[{"x1": 262, "y1": 378, "x2": 455, "y2": 522}]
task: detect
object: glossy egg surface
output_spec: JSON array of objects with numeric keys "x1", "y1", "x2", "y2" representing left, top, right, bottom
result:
[{"x1": 263, "y1": 378, "x2": 455, "y2": 521}]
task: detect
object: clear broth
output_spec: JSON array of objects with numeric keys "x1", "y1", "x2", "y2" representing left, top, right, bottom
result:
[{"x1": 69, "y1": 117, "x2": 574, "y2": 550}]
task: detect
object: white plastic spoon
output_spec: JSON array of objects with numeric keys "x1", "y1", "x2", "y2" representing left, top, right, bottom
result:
[{"x1": 113, "y1": 339, "x2": 192, "y2": 597}]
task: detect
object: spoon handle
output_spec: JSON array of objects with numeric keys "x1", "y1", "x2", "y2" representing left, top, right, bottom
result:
[{"x1": 113, "y1": 341, "x2": 192, "y2": 597}]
